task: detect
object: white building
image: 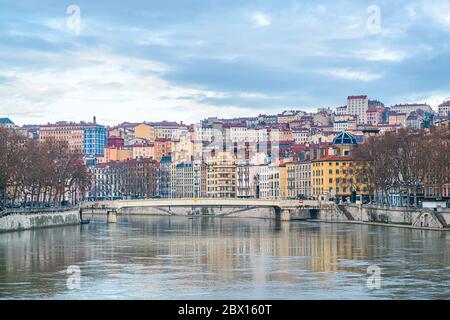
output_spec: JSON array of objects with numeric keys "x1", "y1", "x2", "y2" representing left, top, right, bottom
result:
[
  {"x1": 333, "y1": 121, "x2": 349, "y2": 132},
  {"x1": 347, "y1": 95, "x2": 369, "y2": 125},
  {"x1": 336, "y1": 106, "x2": 347, "y2": 115},
  {"x1": 235, "y1": 160, "x2": 267, "y2": 198},
  {"x1": 389, "y1": 103, "x2": 432, "y2": 115},
  {"x1": 286, "y1": 161, "x2": 312, "y2": 199},
  {"x1": 292, "y1": 130, "x2": 310, "y2": 144},
  {"x1": 0, "y1": 118, "x2": 16, "y2": 129},
  {"x1": 259, "y1": 164, "x2": 280, "y2": 199},
  {"x1": 438, "y1": 101, "x2": 450, "y2": 117}
]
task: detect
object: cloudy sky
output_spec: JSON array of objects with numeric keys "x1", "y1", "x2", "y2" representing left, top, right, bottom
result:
[{"x1": 1, "y1": 0, "x2": 450, "y2": 126}]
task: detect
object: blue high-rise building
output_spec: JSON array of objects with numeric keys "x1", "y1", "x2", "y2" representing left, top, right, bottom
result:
[{"x1": 83, "y1": 125, "x2": 107, "y2": 157}]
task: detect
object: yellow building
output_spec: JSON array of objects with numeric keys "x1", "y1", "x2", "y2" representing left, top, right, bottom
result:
[
  {"x1": 388, "y1": 113, "x2": 407, "y2": 128},
  {"x1": 312, "y1": 156, "x2": 368, "y2": 201},
  {"x1": 103, "y1": 147, "x2": 133, "y2": 163},
  {"x1": 172, "y1": 132, "x2": 194, "y2": 164},
  {"x1": 132, "y1": 143, "x2": 154, "y2": 159},
  {"x1": 134, "y1": 123, "x2": 155, "y2": 142},
  {"x1": 280, "y1": 165, "x2": 288, "y2": 199},
  {"x1": 205, "y1": 151, "x2": 236, "y2": 198}
]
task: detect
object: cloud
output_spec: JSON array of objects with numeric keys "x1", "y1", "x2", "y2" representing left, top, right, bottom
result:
[
  {"x1": 251, "y1": 12, "x2": 271, "y2": 28},
  {"x1": 0, "y1": 0, "x2": 450, "y2": 125},
  {"x1": 422, "y1": 0, "x2": 450, "y2": 30},
  {"x1": 0, "y1": 50, "x2": 276, "y2": 125},
  {"x1": 362, "y1": 48, "x2": 407, "y2": 62},
  {"x1": 318, "y1": 68, "x2": 382, "y2": 82}
]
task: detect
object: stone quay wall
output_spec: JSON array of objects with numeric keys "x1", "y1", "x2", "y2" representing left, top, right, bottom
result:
[{"x1": 0, "y1": 208, "x2": 81, "y2": 233}]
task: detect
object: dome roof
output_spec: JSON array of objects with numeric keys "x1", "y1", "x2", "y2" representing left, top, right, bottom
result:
[{"x1": 333, "y1": 131, "x2": 357, "y2": 145}]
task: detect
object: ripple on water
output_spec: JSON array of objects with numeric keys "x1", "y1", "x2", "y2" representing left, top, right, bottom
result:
[{"x1": 0, "y1": 216, "x2": 448, "y2": 299}]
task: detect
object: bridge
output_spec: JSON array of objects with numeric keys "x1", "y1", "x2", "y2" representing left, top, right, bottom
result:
[{"x1": 80, "y1": 198, "x2": 331, "y2": 222}]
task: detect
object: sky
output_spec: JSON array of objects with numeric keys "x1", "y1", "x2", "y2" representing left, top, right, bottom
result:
[{"x1": 1, "y1": 0, "x2": 450, "y2": 126}]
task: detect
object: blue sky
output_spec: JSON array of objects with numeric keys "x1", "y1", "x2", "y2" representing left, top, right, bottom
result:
[{"x1": 1, "y1": 0, "x2": 450, "y2": 125}]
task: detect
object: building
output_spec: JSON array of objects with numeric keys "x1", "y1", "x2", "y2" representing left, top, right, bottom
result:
[
  {"x1": 333, "y1": 120, "x2": 349, "y2": 132},
  {"x1": 407, "y1": 113, "x2": 424, "y2": 130},
  {"x1": 121, "y1": 159, "x2": 158, "y2": 199},
  {"x1": 206, "y1": 152, "x2": 236, "y2": 198},
  {"x1": 438, "y1": 101, "x2": 450, "y2": 117},
  {"x1": 286, "y1": 161, "x2": 312, "y2": 199},
  {"x1": 236, "y1": 160, "x2": 252, "y2": 198},
  {"x1": 312, "y1": 156, "x2": 369, "y2": 201},
  {"x1": 171, "y1": 161, "x2": 206, "y2": 199},
  {"x1": 259, "y1": 164, "x2": 281, "y2": 199},
  {"x1": 158, "y1": 156, "x2": 172, "y2": 198},
  {"x1": 377, "y1": 123, "x2": 402, "y2": 134},
  {"x1": 0, "y1": 118, "x2": 16, "y2": 129},
  {"x1": 87, "y1": 161, "x2": 123, "y2": 201},
  {"x1": 366, "y1": 106, "x2": 385, "y2": 126},
  {"x1": 154, "y1": 138, "x2": 172, "y2": 161},
  {"x1": 39, "y1": 122, "x2": 84, "y2": 154},
  {"x1": 153, "y1": 121, "x2": 187, "y2": 140},
  {"x1": 172, "y1": 131, "x2": 194, "y2": 164},
  {"x1": 277, "y1": 110, "x2": 303, "y2": 124},
  {"x1": 388, "y1": 113, "x2": 408, "y2": 128},
  {"x1": 312, "y1": 132, "x2": 369, "y2": 201},
  {"x1": 390, "y1": 103, "x2": 432, "y2": 115},
  {"x1": 331, "y1": 132, "x2": 358, "y2": 156},
  {"x1": 109, "y1": 123, "x2": 136, "y2": 145},
  {"x1": 280, "y1": 164, "x2": 288, "y2": 199},
  {"x1": 347, "y1": 95, "x2": 369, "y2": 124},
  {"x1": 39, "y1": 119, "x2": 107, "y2": 156},
  {"x1": 292, "y1": 129, "x2": 310, "y2": 144},
  {"x1": 107, "y1": 136, "x2": 125, "y2": 149},
  {"x1": 83, "y1": 125, "x2": 107, "y2": 156},
  {"x1": 132, "y1": 143, "x2": 154, "y2": 159},
  {"x1": 336, "y1": 106, "x2": 347, "y2": 115},
  {"x1": 134, "y1": 123, "x2": 155, "y2": 142},
  {"x1": 174, "y1": 163, "x2": 195, "y2": 198},
  {"x1": 193, "y1": 161, "x2": 207, "y2": 198},
  {"x1": 102, "y1": 146, "x2": 133, "y2": 163}
]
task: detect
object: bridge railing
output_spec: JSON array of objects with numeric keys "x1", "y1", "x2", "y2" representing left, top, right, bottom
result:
[{"x1": 80, "y1": 198, "x2": 330, "y2": 209}]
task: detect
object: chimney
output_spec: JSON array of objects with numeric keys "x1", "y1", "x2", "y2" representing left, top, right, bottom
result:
[{"x1": 93, "y1": 116, "x2": 97, "y2": 124}]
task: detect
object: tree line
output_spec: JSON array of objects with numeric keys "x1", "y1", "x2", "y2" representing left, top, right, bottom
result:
[
  {"x1": 352, "y1": 126, "x2": 450, "y2": 207},
  {"x1": 0, "y1": 128, "x2": 91, "y2": 210}
]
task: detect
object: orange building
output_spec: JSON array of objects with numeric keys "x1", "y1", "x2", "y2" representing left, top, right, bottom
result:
[
  {"x1": 39, "y1": 123, "x2": 84, "y2": 154},
  {"x1": 154, "y1": 138, "x2": 172, "y2": 161},
  {"x1": 102, "y1": 147, "x2": 133, "y2": 163}
]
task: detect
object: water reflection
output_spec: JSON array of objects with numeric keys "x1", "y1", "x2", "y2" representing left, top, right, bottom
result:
[{"x1": 0, "y1": 216, "x2": 448, "y2": 299}]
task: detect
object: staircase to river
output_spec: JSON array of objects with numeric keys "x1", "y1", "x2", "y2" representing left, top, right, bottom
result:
[{"x1": 337, "y1": 205, "x2": 355, "y2": 221}]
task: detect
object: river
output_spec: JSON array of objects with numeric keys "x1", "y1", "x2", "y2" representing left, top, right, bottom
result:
[{"x1": 0, "y1": 216, "x2": 448, "y2": 299}]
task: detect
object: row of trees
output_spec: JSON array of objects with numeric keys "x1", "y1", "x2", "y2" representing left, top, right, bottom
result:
[
  {"x1": 352, "y1": 126, "x2": 450, "y2": 207},
  {"x1": 0, "y1": 128, "x2": 91, "y2": 209}
]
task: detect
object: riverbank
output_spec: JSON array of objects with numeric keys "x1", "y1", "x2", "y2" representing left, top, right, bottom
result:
[
  {"x1": 308, "y1": 218, "x2": 450, "y2": 232},
  {"x1": 318, "y1": 203, "x2": 450, "y2": 231},
  {"x1": 0, "y1": 208, "x2": 81, "y2": 233}
]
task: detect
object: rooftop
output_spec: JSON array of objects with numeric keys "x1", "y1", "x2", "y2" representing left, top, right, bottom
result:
[
  {"x1": 314, "y1": 155, "x2": 353, "y2": 162},
  {"x1": 0, "y1": 118, "x2": 14, "y2": 124},
  {"x1": 332, "y1": 132, "x2": 357, "y2": 145},
  {"x1": 348, "y1": 95, "x2": 368, "y2": 100}
]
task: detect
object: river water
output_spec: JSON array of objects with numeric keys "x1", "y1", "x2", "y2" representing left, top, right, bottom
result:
[{"x1": 0, "y1": 216, "x2": 448, "y2": 300}]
